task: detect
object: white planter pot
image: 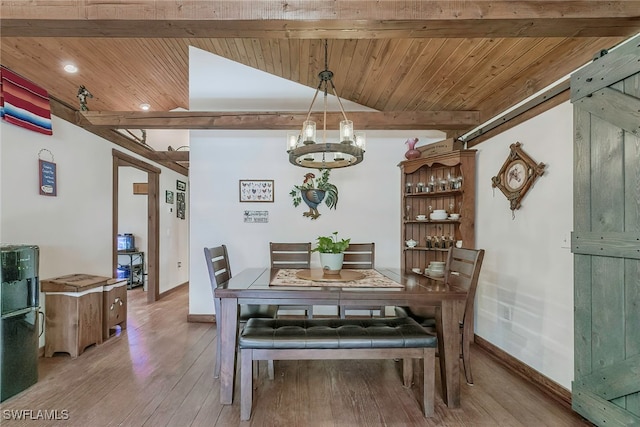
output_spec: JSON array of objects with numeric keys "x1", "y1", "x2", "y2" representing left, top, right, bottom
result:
[{"x1": 319, "y1": 252, "x2": 344, "y2": 274}]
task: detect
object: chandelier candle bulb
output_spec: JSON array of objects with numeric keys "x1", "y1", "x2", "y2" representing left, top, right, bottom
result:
[
  {"x1": 340, "y1": 120, "x2": 353, "y2": 143},
  {"x1": 287, "y1": 133, "x2": 298, "y2": 151},
  {"x1": 303, "y1": 121, "x2": 316, "y2": 143}
]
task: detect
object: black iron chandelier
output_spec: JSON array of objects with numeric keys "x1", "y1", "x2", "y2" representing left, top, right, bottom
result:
[{"x1": 287, "y1": 40, "x2": 366, "y2": 169}]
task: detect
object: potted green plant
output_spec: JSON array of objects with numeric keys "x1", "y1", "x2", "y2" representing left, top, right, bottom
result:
[{"x1": 312, "y1": 231, "x2": 350, "y2": 274}]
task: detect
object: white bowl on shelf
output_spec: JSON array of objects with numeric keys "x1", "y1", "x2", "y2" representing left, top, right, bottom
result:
[
  {"x1": 430, "y1": 211, "x2": 448, "y2": 220},
  {"x1": 449, "y1": 213, "x2": 460, "y2": 220}
]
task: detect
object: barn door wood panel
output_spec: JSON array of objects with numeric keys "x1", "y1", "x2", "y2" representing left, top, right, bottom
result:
[{"x1": 571, "y1": 35, "x2": 640, "y2": 427}]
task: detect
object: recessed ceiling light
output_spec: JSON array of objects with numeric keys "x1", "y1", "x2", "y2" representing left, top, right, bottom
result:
[
  {"x1": 63, "y1": 64, "x2": 78, "y2": 73},
  {"x1": 140, "y1": 103, "x2": 150, "y2": 111}
]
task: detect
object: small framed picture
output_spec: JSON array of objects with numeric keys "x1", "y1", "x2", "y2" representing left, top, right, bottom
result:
[
  {"x1": 176, "y1": 180, "x2": 187, "y2": 191},
  {"x1": 177, "y1": 192, "x2": 186, "y2": 219},
  {"x1": 239, "y1": 179, "x2": 274, "y2": 202},
  {"x1": 165, "y1": 190, "x2": 174, "y2": 204}
]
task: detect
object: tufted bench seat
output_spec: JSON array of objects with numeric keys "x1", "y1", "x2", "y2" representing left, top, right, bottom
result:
[{"x1": 239, "y1": 317, "x2": 437, "y2": 420}]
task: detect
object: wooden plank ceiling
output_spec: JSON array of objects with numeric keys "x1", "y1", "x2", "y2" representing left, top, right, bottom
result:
[{"x1": 1, "y1": 1, "x2": 639, "y2": 173}]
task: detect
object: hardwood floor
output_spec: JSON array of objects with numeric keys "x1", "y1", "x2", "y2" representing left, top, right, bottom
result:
[{"x1": 2, "y1": 286, "x2": 592, "y2": 426}]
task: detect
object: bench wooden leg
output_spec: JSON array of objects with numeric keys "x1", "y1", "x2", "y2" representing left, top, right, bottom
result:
[
  {"x1": 241, "y1": 348, "x2": 253, "y2": 421},
  {"x1": 423, "y1": 348, "x2": 435, "y2": 417}
]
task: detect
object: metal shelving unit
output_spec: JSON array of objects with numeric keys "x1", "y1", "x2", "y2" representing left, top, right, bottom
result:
[{"x1": 117, "y1": 251, "x2": 145, "y2": 289}]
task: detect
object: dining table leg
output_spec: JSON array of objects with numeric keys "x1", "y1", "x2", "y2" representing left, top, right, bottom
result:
[
  {"x1": 438, "y1": 300, "x2": 464, "y2": 408},
  {"x1": 219, "y1": 297, "x2": 239, "y2": 405}
]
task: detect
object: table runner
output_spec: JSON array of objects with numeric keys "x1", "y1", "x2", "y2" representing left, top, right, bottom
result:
[{"x1": 270, "y1": 269, "x2": 404, "y2": 288}]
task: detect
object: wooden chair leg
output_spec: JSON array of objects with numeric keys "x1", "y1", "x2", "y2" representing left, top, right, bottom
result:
[
  {"x1": 402, "y1": 358, "x2": 413, "y2": 387},
  {"x1": 462, "y1": 327, "x2": 473, "y2": 385},
  {"x1": 252, "y1": 360, "x2": 259, "y2": 387},
  {"x1": 267, "y1": 360, "x2": 275, "y2": 380},
  {"x1": 240, "y1": 348, "x2": 253, "y2": 421},
  {"x1": 423, "y1": 348, "x2": 435, "y2": 417},
  {"x1": 339, "y1": 306, "x2": 346, "y2": 319},
  {"x1": 213, "y1": 298, "x2": 221, "y2": 379}
]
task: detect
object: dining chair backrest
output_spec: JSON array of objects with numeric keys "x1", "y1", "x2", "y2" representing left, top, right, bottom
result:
[
  {"x1": 204, "y1": 244, "x2": 278, "y2": 378},
  {"x1": 443, "y1": 247, "x2": 485, "y2": 325},
  {"x1": 342, "y1": 243, "x2": 375, "y2": 269},
  {"x1": 270, "y1": 242, "x2": 313, "y2": 318},
  {"x1": 269, "y1": 242, "x2": 312, "y2": 269},
  {"x1": 339, "y1": 243, "x2": 379, "y2": 318},
  {"x1": 204, "y1": 245, "x2": 232, "y2": 292}
]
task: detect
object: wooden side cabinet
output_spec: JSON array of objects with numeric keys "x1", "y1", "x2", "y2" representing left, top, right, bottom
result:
[
  {"x1": 41, "y1": 274, "x2": 109, "y2": 358},
  {"x1": 103, "y1": 279, "x2": 128, "y2": 340},
  {"x1": 399, "y1": 150, "x2": 477, "y2": 275}
]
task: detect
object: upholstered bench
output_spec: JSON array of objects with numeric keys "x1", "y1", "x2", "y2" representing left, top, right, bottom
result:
[{"x1": 239, "y1": 317, "x2": 437, "y2": 420}]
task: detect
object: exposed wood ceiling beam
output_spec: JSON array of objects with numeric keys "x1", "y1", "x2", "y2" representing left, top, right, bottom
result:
[
  {"x1": 147, "y1": 151, "x2": 190, "y2": 162},
  {"x1": 2, "y1": 1, "x2": 639, "y2": 38},
  {"x1": 78, "y1": 111, "x2": 480, "y2": 130},
  {"x1": 4, "y1": 19, "x2": 639, "y2": 38},
  {"x1": 49, "y1": 98, "x2": 188, "y2": 175}
]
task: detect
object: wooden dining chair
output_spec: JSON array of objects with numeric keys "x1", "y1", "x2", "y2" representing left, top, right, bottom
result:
[
  {"x1": 269, "y1": 242, "x2": 313, "y2": 318},
  {"x1": 204, "y1": 245, "x2": 278, "y2": 379},
  {"x1": 395, "y1": 246, "x2": 485, "y2": 385},
  {"x1": 339, "y1": 243, "x2": 386, "y2": 318}
]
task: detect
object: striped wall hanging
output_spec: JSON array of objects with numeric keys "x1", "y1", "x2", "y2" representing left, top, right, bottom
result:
[{"x1": 0, "y1": 66, "x2": 53, "y2": 135}]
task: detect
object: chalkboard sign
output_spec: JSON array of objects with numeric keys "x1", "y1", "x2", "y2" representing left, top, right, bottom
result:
[{"x1": 39, "y1": 159, "x2": 57, "y2": 196}]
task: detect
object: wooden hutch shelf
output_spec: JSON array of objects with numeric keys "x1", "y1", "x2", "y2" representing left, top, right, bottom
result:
[{"x1": 399, "y1": 150, "x2": 476, "y2": 274}]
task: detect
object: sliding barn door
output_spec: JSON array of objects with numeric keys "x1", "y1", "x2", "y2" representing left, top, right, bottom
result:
[{"x1": 571, "y1": 35, "x2": 640, "y2": 426}]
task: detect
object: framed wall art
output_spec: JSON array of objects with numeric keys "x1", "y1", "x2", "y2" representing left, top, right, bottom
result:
[
  {"x1": 491, "y1": 142, "x2": 545, "y2": 214},
  {"x1": 165, "y1": 190, "x2": 174, "y2": 204},
  {"x1": 176, "y1": 192, "x2": 186, "y2": 219},
  {"x1": 39, "y1": 159, "x2": 57, "y2": 196},
  {"x1": 176, "y1": 180, "x2": 187, "y2": 191},
  {"x1": 38, "y1": 149, "x2": 57, "y2": 196},
  {"x1": 239, "y1": 179, "x2": 274, "y2": 202},
  {"x1": 243, "y1": 210, "x2": 269, "y2": 223}
]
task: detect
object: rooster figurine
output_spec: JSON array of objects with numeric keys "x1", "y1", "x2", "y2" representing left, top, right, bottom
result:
[{"x1": 289, "y1": 170, "x2": 338, "y2": 220}]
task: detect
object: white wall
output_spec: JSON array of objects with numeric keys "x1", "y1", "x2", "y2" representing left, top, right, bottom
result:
[
  {"x1": 0, "y1": 115, "x2": 190, "y2": 344},
  {"x1": 188, "y1": 130, "x2": 444, "y2": 315},
  {"x1": 475, "y1": 101, "x2": 574, "y2": 389},
  {"x1": 118, "y1": 167, "x2": 148, "y2": 252},
  {"x1": 1, "y1": 118, "x2": 114, "y2": 278},
  {"x1": 160, "y1": 172, "x2": 190, "y2": 292}
]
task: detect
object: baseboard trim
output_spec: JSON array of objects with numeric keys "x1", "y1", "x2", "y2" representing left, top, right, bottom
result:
[
  {"x1": 474, "y1": 335, "x2": 572, "y2": 409},
  {"x1": 187, "y1": 314, "x2": 215, "y2": 323},
  {"x1": 159, "y1": 281, "x2": 188, "y2": 300}
]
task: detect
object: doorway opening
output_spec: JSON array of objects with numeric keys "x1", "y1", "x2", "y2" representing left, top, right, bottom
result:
[{"x1": 112, "y1": 149, "x2": 160, "y2": 303}]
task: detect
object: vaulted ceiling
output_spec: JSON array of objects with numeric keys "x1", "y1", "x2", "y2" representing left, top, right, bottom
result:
[{"x1": 1, "y1": 1, "x2": 639, "y2": 173}]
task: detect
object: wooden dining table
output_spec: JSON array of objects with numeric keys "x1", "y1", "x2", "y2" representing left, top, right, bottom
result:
[{"x1": 214, "y1": 267, "x2": 467, "y2": 408}]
